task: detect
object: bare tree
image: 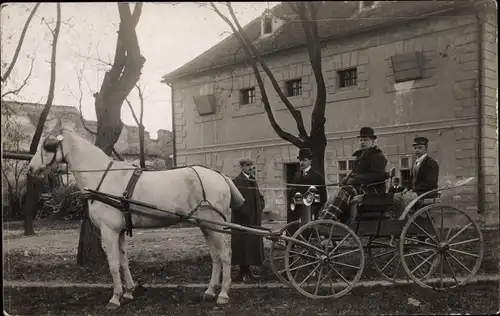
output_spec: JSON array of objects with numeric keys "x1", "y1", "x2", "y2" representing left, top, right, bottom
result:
[
  {"x1": 92, "y1": 3, "x2": 146, "y2": 155},
  {"x1": 77, "y1": 3, "x2": 146, "y2": 267},
  {"x1": 207, "y1": 2, "x2": 328, "y2": 176}
]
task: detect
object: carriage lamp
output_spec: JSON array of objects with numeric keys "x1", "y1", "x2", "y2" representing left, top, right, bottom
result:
[
  {"x1": 303, "y1": 186, "x2": 320, "y2": 206},
  {"x1": 290, "y1": 192, "x2": 303, "y2": 211}
]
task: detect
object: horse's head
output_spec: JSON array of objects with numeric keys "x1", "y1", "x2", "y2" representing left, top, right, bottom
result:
[{"x1": 28, "y1": 119, "x2": 68, "y2": 177}]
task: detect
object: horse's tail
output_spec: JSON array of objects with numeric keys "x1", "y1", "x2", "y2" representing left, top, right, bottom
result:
[{"x1": 221, "y1": 174, "x2": 245, "y2": 209}]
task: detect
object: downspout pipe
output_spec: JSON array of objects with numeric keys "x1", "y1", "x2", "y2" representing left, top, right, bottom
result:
[
  {"x1": 165, "y1": 81, "x2": 177, "y2": 168},
  {"x1": 474, "y1": 5, "x2": 484, "y2": 214}
]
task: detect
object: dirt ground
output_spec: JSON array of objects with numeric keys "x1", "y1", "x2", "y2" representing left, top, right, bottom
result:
[{"x1": 4, "y1": 282, "x2": 499, "y2": 315}]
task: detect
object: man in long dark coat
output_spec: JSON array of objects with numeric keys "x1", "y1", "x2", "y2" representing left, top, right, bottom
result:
[
  {"x1": 231, "y1": 157, "x2": 265, "y2": 281},
  {"x1": 322, "y1": 127, "x2": 388, "y2": 224},
  {"x1": 287, "y1": 148, "x2": 328, "y2": 233}
]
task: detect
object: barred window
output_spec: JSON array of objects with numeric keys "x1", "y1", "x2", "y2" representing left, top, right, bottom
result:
[
  {"x1": 263, "y1": 16, "x2": 273, "y2": 34},
  {"x1": 338, "y1": 68, "x2": 358, "y2": 88},
  {"x1": 286, "y1": 79, "x2": 302, "y2": 97},
  {"x1": 240, "y1": 88, "x2": 256, "y2": 105},
  {"x1": 337, "y1": 159, "x2": 356, "y2": 182},
  {"x1": 399, "y1": 156, "x2": 413, "y2": 190}
]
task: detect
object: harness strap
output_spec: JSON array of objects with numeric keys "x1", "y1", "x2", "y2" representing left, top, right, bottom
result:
[
  {"x1": 90, "y1": 161, "x2": 114, "y2": 205},
  {"x1": 121, "y1": 168, "x2": 143, "y2": 237}
]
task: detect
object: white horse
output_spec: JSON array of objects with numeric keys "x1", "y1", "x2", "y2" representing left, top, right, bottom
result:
[{"x1": 27, "y1": 122, "x2": 245, "y2": 308}]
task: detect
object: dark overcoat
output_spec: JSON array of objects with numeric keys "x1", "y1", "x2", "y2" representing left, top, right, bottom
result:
[
  {"x1": 231, "y1": 172, "x2": 265, "y2": 266},
  {"x1": 410, "y1": 155, "x2": 439, "y2": 195},
  {"x1": 343, "y1": 146, "x2": 388, "y2": 193},
  {"x1": 287, "y1": 168, "x2": 328, "y2": 223}
]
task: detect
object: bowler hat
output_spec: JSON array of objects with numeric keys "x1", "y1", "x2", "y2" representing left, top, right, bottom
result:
[
  {"x1": 413, "y1": 136, "x2": 429, "y2": 147},
  {"x1": 358, "y1": 127, "x2": 377, "y2": 139},
  {"x1": 239, "y1": 157, "x2": 254, "y2": 166},
  {"x1": 297, "y1": 148, "x2": 312, "y2": 160}
]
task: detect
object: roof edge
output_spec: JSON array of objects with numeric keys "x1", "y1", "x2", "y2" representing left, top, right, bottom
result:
[{"x1": 162, "y1": 2, "x2": 476, "y2": 84}]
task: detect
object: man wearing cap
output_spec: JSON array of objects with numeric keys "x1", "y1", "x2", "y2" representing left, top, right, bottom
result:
[
  {"x1": 231, "y1": 157, "x2": 266, "y2": 282},
  {"x1": 390, "y1": 136, "x2": 440, "y2": 217},
  {"x1": 321, "y1": 127, "x2": 388, "y2": 224},
  {"x1": 287, "y1": 148, "x2": 328, "y2": 227}
]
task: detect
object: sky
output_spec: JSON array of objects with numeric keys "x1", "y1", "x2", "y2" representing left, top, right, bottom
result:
[{"x1": 1, "y1": 2, "x2": 279, "y2": 139}]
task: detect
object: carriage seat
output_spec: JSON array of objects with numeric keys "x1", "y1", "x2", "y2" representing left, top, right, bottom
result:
[{"x1": 356, "y1": 192, "x2": 395, "y2": 221}]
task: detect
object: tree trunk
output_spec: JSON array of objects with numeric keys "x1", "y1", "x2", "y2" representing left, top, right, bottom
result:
[
  {"x1": 22, "y1": 174, "x2": 39, "y2": 236},
  {"x1": 76, "y1": 202, "x2": 106, "y2": 266},
  {"x1": 309, "y1": 141, "x2": 327, "y2": 180}
]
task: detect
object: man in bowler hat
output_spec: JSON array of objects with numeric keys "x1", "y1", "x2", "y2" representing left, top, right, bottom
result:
[
  {"x1": 287, "y1": 148, "x2": 328, "y2": 227},
  {"x1": 231, "y1": 157, "x2": 266, "y2": 281},
  {"x1": 321, "y1": 127, "x2": 388, "y2": 224},
  {"x1": 390, "y1": 136, "x2": 440, "y2": 217}
]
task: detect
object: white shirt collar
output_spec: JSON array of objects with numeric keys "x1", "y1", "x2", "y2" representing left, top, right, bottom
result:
[
  {"x1": 415, "y1": 154, "x2": 428, "y2": 165},
  {"x1": 242, "y1": 172, "x2": 251, "y2": 179},
  {"x1": 302, "y1": 166, "x2": 311, "y2": 173}
]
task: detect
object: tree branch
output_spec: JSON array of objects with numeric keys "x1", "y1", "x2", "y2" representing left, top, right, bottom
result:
[
  {"x1": 210, "y1": 2, "x2": 303, "y2": 147},
  {"x1": 225, "y1": 2, "x2": 309, "y2": 143},
  {"x1": 1, "y1": 55, "x2": 35, "y2": 99},
  {"x1": 29, "y1": 3, "x2": 61, "y2": 154},
  {"x1": 1, "y1": 3, "x2": 40, "y2": 83}
]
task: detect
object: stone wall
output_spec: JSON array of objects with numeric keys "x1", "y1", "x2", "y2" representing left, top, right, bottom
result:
[{"x1": 170, "y1": 10, "x2": 498, "y2": 223}]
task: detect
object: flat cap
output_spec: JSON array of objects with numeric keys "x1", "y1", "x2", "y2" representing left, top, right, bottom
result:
[{"x1": 238, "y1": 157, "x2": 254, "y2": 166}]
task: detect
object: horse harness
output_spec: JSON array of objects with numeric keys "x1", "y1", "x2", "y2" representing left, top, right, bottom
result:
[{"x1": 43, "y1": 137, "x2": 227, "y2": 236}]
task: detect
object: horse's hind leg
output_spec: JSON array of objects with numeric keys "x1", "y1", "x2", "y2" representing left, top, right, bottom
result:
[
  {"x1": 200, "y1": 226, "x2": 222, "y2": 302},
  {"x1": 201, "y1": 226, "x2": 232, "y2": 305},
  {"x1": 119, "y1": 232, "x2": 136, "y2": 301},
  {"x1": 101, "y1": 225, "x2": 123, "y2": 309}
]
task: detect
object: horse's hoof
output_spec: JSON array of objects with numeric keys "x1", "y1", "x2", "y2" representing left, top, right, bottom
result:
[
  {"x1": 122, "y1": 293, "x2": 134, "y2": 301},
  {"x1": 216, "y1": 295, "x2": 229, "y2": 305},
  {"x1": 202, "y1": 292, "x2": 216, "y2": 302},
  {"x1": 105, "y1": 302, "x2": 120, "y2": 310}
]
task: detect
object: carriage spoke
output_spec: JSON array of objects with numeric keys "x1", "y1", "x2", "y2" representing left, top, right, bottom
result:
[
  {"x1": 314, "y1": 265, "x2": 325, "y2": 295},
  {"x1": 329, "y1": 264, "x2": 352, "y2": 286},
  {"x1": 439, "y1": 252, "x2": 444, "y2": 289},
  {"x1": 411, "y1": 220, "x2": 438, "y2": 244},
  {"x1": 440, "y1": 207, "x2": 444, "y2": 241},
  {"x1": 444, "y1": 253, "x2": 459, "y2": 285},
  {"x1": 404, "y1": 237, "x2": 436, "y2": 247},
  {"x1": 403, "y1": 248, "x2": 434, "y2": 258},
  {"x1": 447, "y1": 252, "x2": 473, "y2": 274},
  {"x1": 288, "y1": 250, "x2": 319, "y2": 260},
  {"x1": 372, "y1": 248, "x2": 396, "y2": 260},
  {"x1": 445, "y1": 227, "x2": 453, "y2": 241},
  {"x1": 330, "y1": 248, "x2": 361, "y2": 259},
  {"x1": 393, "y1": 256, "x2": 403, "y2": 279},
  {"x1": 381, "y1": 253, "x2": 399, "y2": 272},
  {"x1": 449, "y1": 238, "x2": 479, "y2": 247},
  {"x1": 314, "y1": 227, "x2": 322, "y2": 247},
  {"x1": 331, "y1": 261, "x2": 360, "y2": 270},
  {"x1": 449, "y1": 248, "x2": 480, "y2": 258},
  {"x1": 424, "y1": 209, "x2": 441, "y2": 243},
  {"x1": 410, "y1": 251, "x2": 437, "y2": 275},
  {"x1": 329, "y1": 234, "x2": 350, "y2": 254},
  {"x1": 299, "y1": 264, "x2": 322, "y2": 287},
  {"x1": 446, "y1": 222, "x2": 472, "y2": 244},
  {"x1": 289, "y1": 260, "x2": 321, "y2": 272}
]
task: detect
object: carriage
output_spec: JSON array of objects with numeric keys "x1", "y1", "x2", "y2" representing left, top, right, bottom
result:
[
  {"x1": 29, "y1": 128, "x2": 484, "y2": 306},
  {"x1": 83, "y1": 166, "x2": 483, "y2": 300}
]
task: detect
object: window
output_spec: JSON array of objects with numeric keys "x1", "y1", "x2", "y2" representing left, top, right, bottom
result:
[
  {"x1": 286, "y1": 79, "x2": 302, "y2": 97},
  {"x1": 338, "y1": 68, "x2": 358, "y2": 88},
  {"x1": 399, "y1": 156, "x2": 413, "y2": 189},
  {"x1": 263, "y1": 16, "x2": 273, "y2": 34},
  {"x1": 240, "y1": 88, "x2": 256, "y2": 105},
  {"x1": 337, "y1": 159, "x2": 356, "y2": 182}
]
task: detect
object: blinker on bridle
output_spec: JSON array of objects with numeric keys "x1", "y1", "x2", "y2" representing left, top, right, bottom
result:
[{"x1": 41, "y1": 134, "x2": 67, "y2": 167}]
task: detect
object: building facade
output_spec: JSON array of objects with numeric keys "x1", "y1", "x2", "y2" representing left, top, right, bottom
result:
[{"x1": 163, "y1": 1, "x2": 498, "y2": 225}]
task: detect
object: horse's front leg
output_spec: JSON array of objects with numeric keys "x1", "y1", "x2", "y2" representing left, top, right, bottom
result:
[
  {"x1": 119, "y1": 232, "x2": 136, "y2": 301},
  {"x1": 101, "y1": 226, "x2": 123, "y2": 309}
]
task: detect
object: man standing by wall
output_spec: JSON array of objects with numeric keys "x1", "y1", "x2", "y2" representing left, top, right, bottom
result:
[{"x1": 231, "y1": 157, "x2": 265, "y2": 282}]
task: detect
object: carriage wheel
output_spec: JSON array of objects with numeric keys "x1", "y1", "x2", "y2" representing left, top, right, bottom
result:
[
  {"x1": 269, "y1": 220, "x2": 300, "y2": 284},
  {"x1": 284, "y1": 219, "x2": 365, "y2": 299},
  {"x1": 399, "y1": 203, "x2": 484, "y2": 290},
  {"x1": 368, "y1": 235, "x2": 439, "y2": 283}
]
